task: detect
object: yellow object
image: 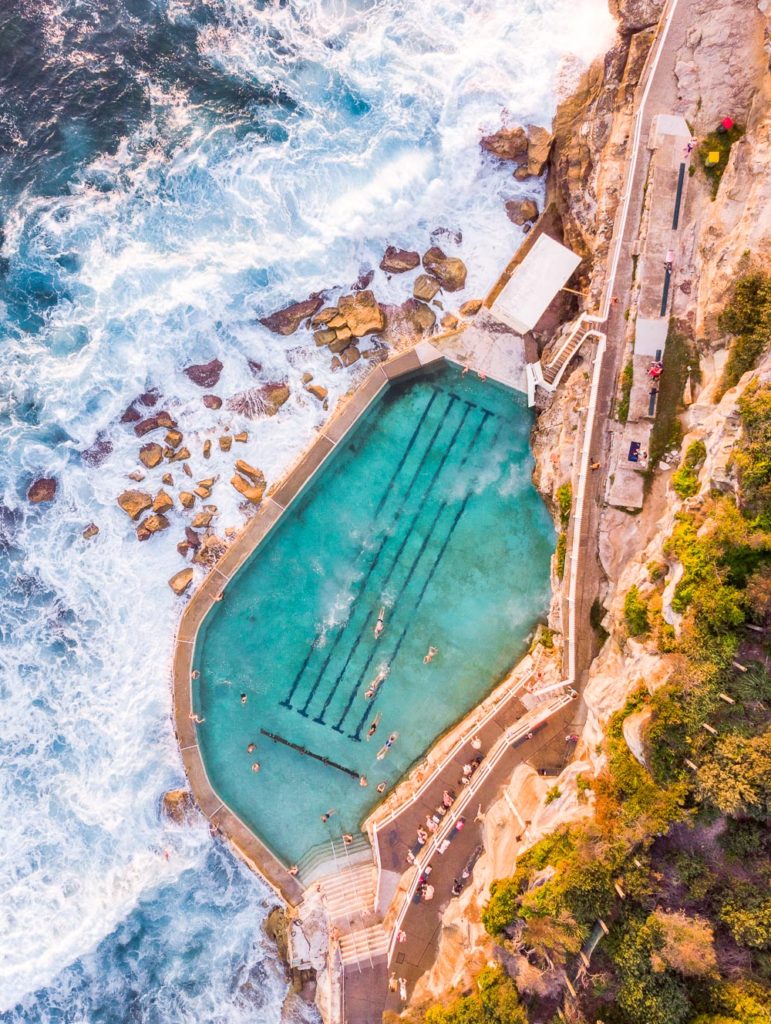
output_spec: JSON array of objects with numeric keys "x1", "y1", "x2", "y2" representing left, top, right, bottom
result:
[{"x1": 706, "y1": 151, "x2": 720, "y2": 165}]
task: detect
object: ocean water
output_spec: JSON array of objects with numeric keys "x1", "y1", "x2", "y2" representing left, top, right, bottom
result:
[{"x1": 0, "y1": 0, "x2": 614, "y2": 1020}]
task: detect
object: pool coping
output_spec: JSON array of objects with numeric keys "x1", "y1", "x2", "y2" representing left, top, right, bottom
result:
[{"x1": 170, "y1": 342, "x2": 447, "y2": 906}]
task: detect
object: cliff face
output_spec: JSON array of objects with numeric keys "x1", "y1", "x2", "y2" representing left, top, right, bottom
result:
[{"x1": 410, "y1": 0, "x2": 771, "y2": 1010}]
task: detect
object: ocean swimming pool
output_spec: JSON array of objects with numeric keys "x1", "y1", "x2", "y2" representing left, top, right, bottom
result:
[{"x1": 192, "y1": 363, "x2": 554, "y2": 866}]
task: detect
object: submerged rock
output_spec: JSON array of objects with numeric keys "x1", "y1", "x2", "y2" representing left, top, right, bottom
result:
[
  {"x1": 259, "y1": 296, "x2": 323, "y2": 335},
  {"x1": 202, "y1": 394, "x2": 222, "y2": 410},
  {"x1": 80, "y1": 435, "x2": 113, "y2": 467},
  {"x1": 27, "y1": 478, "x2": 57, "y2": 504},
  {"x1": 422, "y1": 247, "x2": 467, "y2": 292},
  {"x1": 82, "y1": 523, "x2": 99, "y2": 540},
  {"x1": 184, "y1": 358, "x2": 223, "y2": 388},
  {"x1": 117, "y1": 489, "x2": 153, "y2": 520},
  {"x1": 352, "y1": 267, "x2": 374, "y2": 291},
  {"x1": 480, "y1": 124, "x2": 528, "y2": 161},
  {"x1": 379, "y1": 246, "x2": 420, "y2": 274},
  {"x1": 227, "y1": 383, "x2": 290, "y2": 419}
]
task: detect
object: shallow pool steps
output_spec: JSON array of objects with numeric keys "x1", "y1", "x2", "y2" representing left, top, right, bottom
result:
[
  {"x1": 338, "y1": 922, "x2": 389, "y2": 966},
  {"x1": 297, "y1": 833, "x2": 372, "y2": 886},
  {"x1": 318, "y1": 861, "x2": 376, "y2": 920}
]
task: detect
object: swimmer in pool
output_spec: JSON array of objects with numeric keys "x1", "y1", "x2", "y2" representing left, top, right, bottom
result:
[
  {"x1": 366, "y1": 712, "x2": 382, "y2": 740},
  {"x1": 377, "y1": 732, "x2": 398, "y2": 760},
  {"x1": 365, "y1": 667, "x2": 388, "y2": 699},
  {"x1": 240, "y1": 693, "x2": 247, "y2": 705},
  {"x1": 423, "y1": 646, "x2": 438, "y2": 664},
  {"x1": 374, "y1": 606, "x2": 385, "y2": 639}
]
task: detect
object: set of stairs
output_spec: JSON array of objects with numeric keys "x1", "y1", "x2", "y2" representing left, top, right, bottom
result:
[
  {"x1": 308, "y1": 835, "x2": 390, "y2": 969},
  {"x1": 541, "y1": 320, "x2": 591, "y2": 386}
]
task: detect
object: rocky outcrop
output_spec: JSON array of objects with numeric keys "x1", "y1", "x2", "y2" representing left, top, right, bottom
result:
[
  {"x1": 27, "y1": 478, "x2": 57, "y2": 504},
  {"x1": 524, "y1": 125, "x2": 553, "y2": 176},
  {"x1": 162, "y1": 788, "x2": 197, "y2": 822},
  {"x1": 480, "y1": 125, "x2": 528, "y2": 161},
  {"x1": 379, "y1": 246, "x2": 420, "y2": 274},
  {"x1": 226, "y1": 382, "x2": 290, "y2": 419},
  {"x1": 422, "y1": 247, "x2": 467, "y2": 292},
  {"x1": 184, "y1": 359, "x2": 223, "y2": 388},
  {"x1": 382, "y1": 299, "x2": 437, "y2": 346},
  {"x1": 259, "y1": 296, "x2": 323, "y2": 335},
  {"x1": 168, "y1": 568, "x2": 194, "y2": 596},
  {"x1": 139, "y1": 443, "x2": 164, "y2": 469},
  {"x1": 413, "y1": 274, "x2": 441, "y2": 301},
  {"x1": 505, "y1": 198, "x2": 539, "y2": 226},
  {"x1": 134, "y1": 412, "x2": 176, "y2": 438},
  {"x1": 337, "y1": 290, "x2": 386, "y2": 337},
  {"x1": 117, "y1": 490, "x2": 153, "y2": 520}
]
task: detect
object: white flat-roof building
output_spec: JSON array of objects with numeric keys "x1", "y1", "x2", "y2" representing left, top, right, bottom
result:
[{"x1": 492, "y1": 234, "x2": 582, "y2": 334}]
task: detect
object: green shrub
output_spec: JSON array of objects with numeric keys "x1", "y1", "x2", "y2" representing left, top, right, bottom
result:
[
  {"x1": 545, "y1": 785, "x2": 561, "y2": 804},
  {"x1": 423, "y1": 965, "x2": 527, "y2": 1024},
  {"x1": 556, "y1": 482, "x2": 572, "y2": 527},
  {"x1": 699, "y1": 124, "x2": 745, "y2": 198},
  {"x1": 624, "y1": 585, "x2": 650, "y2": 636},
  {"x1": 672, "y1": 439, "x2": 707, "y2": 498},
  {"x1": 555, "y1": 531, "x2": 567, "y2": 579},
  {"x1": 719, "y1": 884, "x2": 771, "y2": 949},
  {"x1": 719, "y1": 818, "x2": 770, "y2": 860},
  {"x1": 718, "y1": 273, "x2": 771, "y2": 396},
  {"x1": 734, "y1": 381, "x2": 771, "y2": 528},
  {"x1": 618, "y1": 360, "x2": 634, "y2": 424}
]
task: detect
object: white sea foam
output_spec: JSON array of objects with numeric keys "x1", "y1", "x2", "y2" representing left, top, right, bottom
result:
[{"x1": 0, "y1": 0, "x2": 615, "y2": 1014}]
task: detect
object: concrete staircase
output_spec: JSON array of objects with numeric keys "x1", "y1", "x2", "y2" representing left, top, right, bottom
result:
[
  {"x1": 541, "y1": 320, "x2": 591, "y2": 385},
  {"x1": 310, "y1": 837, "x2": 390, "y2": 969}
]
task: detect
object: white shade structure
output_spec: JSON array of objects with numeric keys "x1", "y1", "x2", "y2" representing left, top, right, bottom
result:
[{"x1": 492, "y1": 234, "x2": 582, "y2": 334}]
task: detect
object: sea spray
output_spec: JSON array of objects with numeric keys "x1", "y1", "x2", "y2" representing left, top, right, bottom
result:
[{"x1": 0, "y1": 0, "x2": 614, "y2": 1016}]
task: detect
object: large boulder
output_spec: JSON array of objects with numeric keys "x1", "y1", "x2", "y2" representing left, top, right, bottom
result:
[
  {"x1": 525, "y1": 124, "x2": 553, "y2": 176},
  {"x1": 258, "y1": 296, "x2": 323, "y2": 335},
  {"x1": 226, "y1": 382, "x2": 290, "y2": 419},
  {"x1": 134, "y1": 412, "x2": 176, "y2": 437},
  {"x1": 505, "y1": 198, "x2": 539, "y2": 226},
  {"x1": 234, "y1": 460, "x2": 265, "y2": 486},
  {"x1": 136, "y1": 513, "x2": 170, "y2": 541},
  {"x1": 413, "y1": 274, "x2": 440, "y2": 302},
  {"x1": 139, "y1": 442, "x2": 164, "y2": 469},
  {"x1": 422, "y1": 247, "x2": 467, "y2": 292},
  {"x1": 27, "y1": 478, "x2": 57, "y2": 504},
  {"x1": 168, "y1": 568, "x2": 194, "y2": 597},
  {"x1": 379, "y1": 246, "x2": 420, "y2": 274},
  {"x1": 117, "y1": 489, "x2": 153, "y2": 520},
  {"x1": 382, "y1": 299, "x2": 437, "y2": 345},
  {"x1": 336, "y1": 290, "x2": 386, "y2": 337},
  {"x1": 184, "y1": 358, "x2": 223, "y2": 388},
  {"x1": 231, "y1": 474, "x2": 265, "y2": 504},
  {"x1": 162, "y1": 788, "x2": 197, "y2": 822},
  {"x1": 480, "y1": 125, "x2": 528, "y2": 162}
]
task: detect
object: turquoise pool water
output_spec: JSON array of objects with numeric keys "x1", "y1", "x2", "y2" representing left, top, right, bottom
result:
[{"x1": 193, "y1": 364, "x2": 555, "y2": 865}]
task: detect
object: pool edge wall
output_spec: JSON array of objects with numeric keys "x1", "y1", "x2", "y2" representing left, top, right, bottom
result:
[{"x1": 170, "y1": 346, "x2": 445, "y2": 905}]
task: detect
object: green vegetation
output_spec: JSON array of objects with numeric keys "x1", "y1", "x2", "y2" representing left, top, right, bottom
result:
[
  {"x1": 672, "y1": 440, "x2": 707, "y2": 498},
  {"x1": 555, "y1": 532, "x2": 567, "y2": 580},
  {"x1": 556, "y1": 482, "x2": 572, "y2": 527},
  {"x1": 618, "y1": 360, "x2": 634, "y2": 424},
  {"x1": 647, "y1": 321, "x2": 695, "y2": 473},
  {"x1": 453, "y1": 379, "x2": 771, "y2": 1024},
  {"x1": 699, "y1": 124, "x2": 745, "y2": 197},
  {"x1": 717, "y1": 273, "x2": 771, "y2": 396},
  {"x1": 409, "y1": 966, "x2": 527, "y2": 1024},
  {"x1": 624, "y1": 585, "x2": 650, "y2": 636},
  {"x1": 545, "y1": 785, "x2": 561, "y2": 805}
]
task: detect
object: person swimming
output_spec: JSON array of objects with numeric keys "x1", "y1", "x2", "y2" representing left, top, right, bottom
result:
[
  {"x1": 377, "y1": 732, "x2": 398, "y2": 760},
  {"x1": 364, "y1": 666, "x2": 388, "y2": 699},
  {"x1": 423, "y1": 645, "x2": 438, "y2": 664},
  {"x1": 373, "y1": 606, "x2": 385, "y2": 639},
  {"x1": 366, "y1": 712, "x2": 382, "y2": 740}
]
